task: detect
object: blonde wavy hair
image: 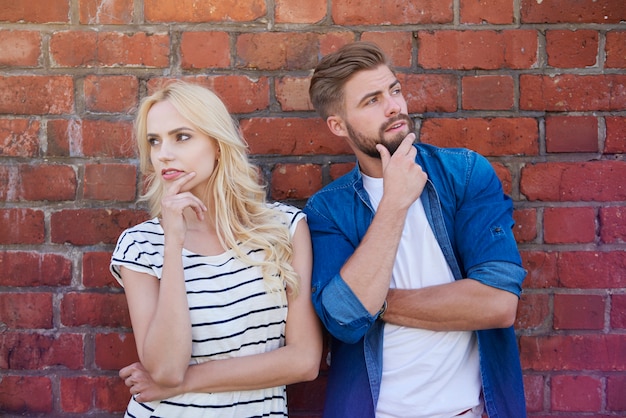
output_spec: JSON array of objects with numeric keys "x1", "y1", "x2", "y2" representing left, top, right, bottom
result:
[{"x1": 135, "y1": 81, "x2": 299, "y2": 294}]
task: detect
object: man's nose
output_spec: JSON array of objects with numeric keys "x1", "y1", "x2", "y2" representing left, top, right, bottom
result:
[{"x1": 385, "y1": 96, "x2": 401, "y2": 116}]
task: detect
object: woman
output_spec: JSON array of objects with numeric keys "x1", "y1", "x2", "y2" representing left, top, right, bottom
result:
[{"x1": 110, "y1": 81, "x2": 322, "y2": 417}]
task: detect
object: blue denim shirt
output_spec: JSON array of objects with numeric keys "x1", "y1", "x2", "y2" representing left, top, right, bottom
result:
[{"x1": 303, "y1": 143, "x2": 527, "y2": 418}]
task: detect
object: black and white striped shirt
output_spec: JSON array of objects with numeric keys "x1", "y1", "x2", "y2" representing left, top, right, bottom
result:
[{"x1": 110, "y1": 202, "x2": 305, "y2": 418}]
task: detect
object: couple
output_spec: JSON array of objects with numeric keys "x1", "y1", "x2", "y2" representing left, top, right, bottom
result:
[{"x1": 110, "y1": 41, "x2": 526, "y2": 418}]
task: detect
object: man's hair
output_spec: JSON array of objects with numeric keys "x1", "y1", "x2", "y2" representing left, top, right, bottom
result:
[{"x1": 309, "y1": 41, "x2": 392, "y2": 120}]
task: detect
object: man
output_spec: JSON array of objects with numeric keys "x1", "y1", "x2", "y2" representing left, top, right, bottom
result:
[{"x1": 303, "y1": 41, "x2": 527, "y2": 418}]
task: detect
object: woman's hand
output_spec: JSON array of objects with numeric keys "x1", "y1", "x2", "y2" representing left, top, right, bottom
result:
[
  {"x1": 120, "y1": 362, "x2": 182, "y2": 403},
  {"x1": 160, "y1": 171, "x2": 207, "y2": 247}
]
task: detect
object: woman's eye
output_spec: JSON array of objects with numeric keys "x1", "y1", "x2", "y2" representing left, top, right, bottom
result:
[
  {"x1": 147, "y1": 137, "x2": 159, "y2": 146},
  {"x1": 177, "y1": 133, "x2": 191, "y2": 141}
]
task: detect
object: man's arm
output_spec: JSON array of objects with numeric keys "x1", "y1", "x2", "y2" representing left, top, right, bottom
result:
[
  {"x1": 339, "y1": 134, "x2": 428, "y2": 315},
  {"x1": 383, "y1": 277, "x2": 519, "y2": 331}
]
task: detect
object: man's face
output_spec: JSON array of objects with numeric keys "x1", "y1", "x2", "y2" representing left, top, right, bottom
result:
[{"x1": 333, "y1": 65, "x2": 413, "y2": 159}]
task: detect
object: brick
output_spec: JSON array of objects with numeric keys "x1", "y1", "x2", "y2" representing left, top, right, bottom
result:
[
  {"x1": 546, "y1": 30, "x2": 599, "y2": 68},
  {"x1": 611, "y1": 294, "x2": 626, "y2": 329},
  {"x1": 95, "y1": 332, "x2": 139, "y2": 370},
  {"x1": 605, "y1": 117, "x2": 626, "y2": 153},
  {"x1": 95, "y1": 376, "x2": 130, "y2": 412},
  {"x1": 181, "y1": 32, "x2": 231, "y2": 69},
  {"x1": 492, "y1": 162, "x2": 512, "y2": 195},
  {"x1": 20, "y1": 164, "x2": 77, "y2": 201},
  {"x1": 145, "y1": 0, "x2": 266, "y2": 22},
  {"x1": 61, "y1": 376, "x2": 96, "y2": 413},
  {"x1": 61, "y1": 292, "x2": 131, "y2": 328},
  {"x1": 237, "y1": 33, "x2": 320, "y2": 71},
  {"x1": 84, "y1": 75, "x2": 139, "y2": 113},
  {"x1": 0, "y1": 293, "x2": 53, "y2": 329},
  {"x1": 551, "y1": 374, "x2": 602, "y2": 412},
  {"x1": 519, "y1": 335, "x2": 626, "y2": 371},
  {"x1": 545, "y1": 116, "x2": 598, "y2": 153},
  {"x1": 521, "y1": 251, "x2": 558, "y2": 289},
  {"x1": 515, "y1": 293, "x2": 549, "y2": 330},
  {"x1": 0, "y1": 0, "x2": 69, "y2": 23},
  {"x1": 50, "y1": 31, "x2": 170, "y2": 68},
  {"x1": 607, "y1": 374, "x2": 626, "y2": 410},
  {"x1": 361, "y1": 32, "x2": 413, "y2": 67},
  {"x1": 0, "y1": 376, "x2": 52, "y2": 413},
  {"x1": 61, "y1": 375, "x2": 130, "y2": 413},
  {"x1": 0, "y1": 118, "x2": 40, "y2": 157},
  {"x1": 523, "y1": 374, "x2": 545, "y2": 413},
  {"x1": 81, "y1": 119, "x2": 135, "y2": 157},
  {"x1": 460, "y1": 0, "x2": 514, "y2": 24},
  {"x1": 513, "y1": 208, "x2": 537, "y2": 243},
  {"x1": 51, "y1": 209, "x2": 148, "y2": 246},
  {"x1": 399, "y1": 74, "x2": 458, "y2": 113},
  {"x1": 319, "y1": 32, "x2": 356, "y2": 55},
  {"x1": 521, "y1": 0, "x2": 626, "y2": 24},
  {"x1": 270, "y1": 164, "x2": 322, "y2": 200},
  {"x1": 418, "y1": 30, "x2": 537, "y2": 70},
  {"x1": 148, "y1": 76, "x2": 271, "y2": 114},
  {"x1": 287, "y1": 377, "x2": 327, "y2": 411},
  {"x1": 521, "y1": 161, "x2": 626, "y2": 202},
  {"x1": 0, "y1": 30, "x2": 41, "y2": 67},
  {"x1": 554, "y1": 294, "x2": 605, "y2": 330},
  {"x1": 558, "y1": 251, "x2": 626, "y2": 289},
  {"x1": 275, "y1": 0, "x2": 326, "y2": 23},
  {"x1": 520, "y1": 74, "x2": 626, "y2": 111},
  {"x1": 83, "y1": 251, "x2": 118, "y2": 288},
  {"x1": 420, "y1": 118, "x2": 539, "y2": 156},
  {"x1": 78, "y1": 0, "x2": 134, "y2": 24},
  {"x1": 462, "y1": 75, "x2": 514, "y2": 111},
  {"x1": 330, "y1": 162, "x2": 356, "y2": 180},
  {"x1": 242, "y1": 118, "x2": 352, "y2": 156},
  {"x1": 275, "y1": 77, "x2": 314, "y2": 112},
  {"x1": 84, "y1": 163, "x2": 137, "y2": 201},
  {"x1": 543, "y1": 207, "x2": 596, "y2": 244},
  {"x1": 0, "y1": 332, "x2": 84, "y2": 370},
  {"x1": 0, "y1": 208, "x2": 44, "y2": 244},
  {"x1": 0, "y1": 76, "x2": 74, "y2": 115},
  {"x1": 47, "y1": 119, "x2": 134, "y2": 158},
  {"x1": 600, "y1": 206, "x2": 626, "y2": 244},
  {"x1": 332, "y1": 0, "x2": 453, "y2": 25},
  {"x1": 0, "y1": 251, "x2": 72, "y2": 287},
  {"x1": 605, "y1": 31, "x2": 626, "y2": 68}
]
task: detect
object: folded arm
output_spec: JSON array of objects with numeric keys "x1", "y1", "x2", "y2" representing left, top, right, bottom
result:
[{"x1": 121, "y1": 219, "x2": 323, "y2": 401}]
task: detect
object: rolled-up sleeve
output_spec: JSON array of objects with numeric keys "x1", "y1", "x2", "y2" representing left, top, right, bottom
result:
[{"x1": 304, "y1": 201, "x2": 376, "y2": 344}]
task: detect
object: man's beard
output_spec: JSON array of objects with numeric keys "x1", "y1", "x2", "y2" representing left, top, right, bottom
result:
[{"x1": 346, "y1": 114, "x2": 415, "y2": 159}]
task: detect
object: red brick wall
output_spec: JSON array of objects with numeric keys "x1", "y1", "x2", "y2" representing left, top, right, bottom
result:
[{"x1": 1, "y1": 0, "x2": 625, "y2": 416}]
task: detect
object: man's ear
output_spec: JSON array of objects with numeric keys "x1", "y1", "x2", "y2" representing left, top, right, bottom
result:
[{"x1": 326, "y1": 115, "x2": 348, "y2": 138}]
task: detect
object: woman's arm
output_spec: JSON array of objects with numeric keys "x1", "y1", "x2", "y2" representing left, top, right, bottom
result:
[
  {"x1": 121, "y1": 173, "x2": 208, "y2": 387},
  {"x1": 121, "y1": 219, "x2": 323, "y2": 401}
]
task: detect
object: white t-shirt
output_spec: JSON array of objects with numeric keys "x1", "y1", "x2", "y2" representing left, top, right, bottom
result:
[{"x1": 362, "y1": 174, "x2": 483, "y2": 418}]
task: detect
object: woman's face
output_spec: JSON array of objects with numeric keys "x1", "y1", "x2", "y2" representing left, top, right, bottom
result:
[{"x1": 146, "y1": 99, "x2": 220, "y2": 197}]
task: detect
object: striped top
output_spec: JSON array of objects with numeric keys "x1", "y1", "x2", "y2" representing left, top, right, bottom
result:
[{"x1": 110, "y1": 202, "x2": 305, "y2": 418}]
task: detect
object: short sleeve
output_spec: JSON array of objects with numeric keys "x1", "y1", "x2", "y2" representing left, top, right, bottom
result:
[{"x1": 110, "y1": 222, "x2": 163, "y2": 287}]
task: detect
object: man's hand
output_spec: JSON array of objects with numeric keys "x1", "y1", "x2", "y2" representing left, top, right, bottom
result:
[{"x1": 376, "y1": 133, "x2": 428, "y2": 210}]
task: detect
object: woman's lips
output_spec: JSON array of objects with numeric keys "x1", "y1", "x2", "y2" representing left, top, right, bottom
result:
[{"x1": 161, "y1": 169, "x2": 184, "y2": 180}]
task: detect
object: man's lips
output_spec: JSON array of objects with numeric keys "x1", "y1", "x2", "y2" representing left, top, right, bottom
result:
[{"x1": 385, "y1": 121, "x2": 406, "y2": 132}]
